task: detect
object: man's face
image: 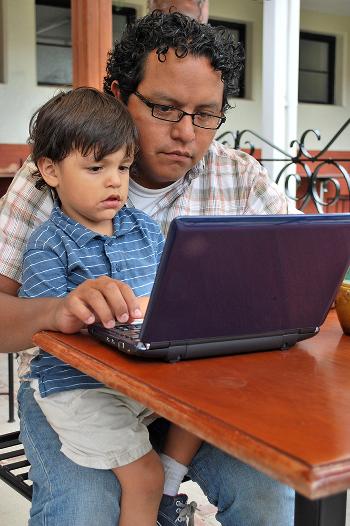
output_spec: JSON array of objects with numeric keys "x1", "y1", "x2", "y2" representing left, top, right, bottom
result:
[{"x1": 123, "y1": 50, "x2": 224, "y2": 189}]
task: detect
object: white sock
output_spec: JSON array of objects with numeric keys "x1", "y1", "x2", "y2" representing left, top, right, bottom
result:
[{"x1": 160, "y1": 453, "x2": 189, "y2": 497}]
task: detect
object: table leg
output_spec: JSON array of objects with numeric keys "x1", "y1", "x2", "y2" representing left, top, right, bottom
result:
[{"x1": 294, "y1": 491, "x2": 347, "y2": 526}]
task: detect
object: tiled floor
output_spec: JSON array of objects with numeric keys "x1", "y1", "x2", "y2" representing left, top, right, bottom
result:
[{"x1": 0, "y1": 353, "x2": 349, "y2": 526}]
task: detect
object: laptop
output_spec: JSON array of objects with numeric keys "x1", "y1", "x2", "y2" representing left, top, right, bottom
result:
[{"x1": 88, "y1": 214, "x2": 350, "y2": 361}]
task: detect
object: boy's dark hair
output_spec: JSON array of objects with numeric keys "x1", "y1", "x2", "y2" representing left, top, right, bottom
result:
[
  {"x1": 28, "y1": 87, "x2": 138, "y2": 189},
  {"x1": 104, "y1": 10, "x2": 244, "y2": 111}
]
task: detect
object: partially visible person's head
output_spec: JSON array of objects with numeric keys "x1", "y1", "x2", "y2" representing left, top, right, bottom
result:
[
  {"x1": 104, "y1": 11, "x2": 243, "y2": 189},
  {"x1": 28, "y1": 88, "x2": 138, "y2": 233},
  {"x1": 147, "y1": 0, "x2": 209, "y2": 23},
  {"x1": 29, "y1": 87, "x2": 137, "y2": 189}
]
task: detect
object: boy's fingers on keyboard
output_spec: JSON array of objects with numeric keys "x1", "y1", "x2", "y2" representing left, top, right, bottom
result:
[
  {"x1": 74, "y1": 276, "x2": 139, "y2": 325},
  {"x1": 55, "y1": 277, "x2": 141, "y2": 329},
  {"x1": 81, "y1": 286, "x2": 118, "y2": 327},
  {"x1": 106, "y1": 280, "x2": 141, "y2": 322},
  {"x1": 56, "y1": 278, "x2": 116, "y2": 328},
  {"x1": 66, "y1": 295, "x2": 96, "y2": 324},
  {"x1": 64, "y1": 287, "x2": 112, "y2": 327}
]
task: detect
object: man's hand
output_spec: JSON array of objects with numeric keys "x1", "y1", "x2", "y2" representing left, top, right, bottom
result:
[{"x1": 51, "y1": 276, "x2": 143, "y2": 334}]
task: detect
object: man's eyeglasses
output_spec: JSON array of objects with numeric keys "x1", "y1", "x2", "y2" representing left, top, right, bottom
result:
[{"x1": 133, "y1": 91, "x2": 226, "y2": 130}]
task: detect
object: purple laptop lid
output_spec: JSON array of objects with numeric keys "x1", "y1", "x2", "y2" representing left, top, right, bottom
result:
[{"x1": 140, "y1": 214, "x2": 350, "y2": 344}]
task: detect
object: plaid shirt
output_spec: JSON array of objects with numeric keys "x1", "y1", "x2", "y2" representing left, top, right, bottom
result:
[{"x1": 0, "y1": 140, "x2": 288, "y2": 284}]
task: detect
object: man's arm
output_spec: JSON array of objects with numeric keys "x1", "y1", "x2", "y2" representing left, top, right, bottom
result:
[
  {"x1": 0, "y1": 274, "x2": 143, "y2": 354},
  {"x1": 0, "y1": 274, "x2": 60, "y2": 353}
]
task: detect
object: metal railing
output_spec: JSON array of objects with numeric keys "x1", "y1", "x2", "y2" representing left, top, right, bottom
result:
[{"x1": 217, "y1": 118, "x2": 350, "y2": 214}]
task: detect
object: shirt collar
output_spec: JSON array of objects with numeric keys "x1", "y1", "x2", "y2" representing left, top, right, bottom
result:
[
  {"x1": 50, "y1": 204, "x2": 136, "y2": 248},
  {"x1": 187, "y1": 155, "x2": 205, "y2": 182}
]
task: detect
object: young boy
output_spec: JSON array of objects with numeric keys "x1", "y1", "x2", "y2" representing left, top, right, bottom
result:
[{"x1": 19, "y1": 87, "x2": 201, "y2": 526}]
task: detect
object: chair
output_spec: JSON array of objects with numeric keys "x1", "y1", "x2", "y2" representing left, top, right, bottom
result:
[{"x1": 0, "y1": 430, "x2": 32, "y2": 500}]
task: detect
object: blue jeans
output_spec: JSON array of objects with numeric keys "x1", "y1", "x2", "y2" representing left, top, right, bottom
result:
[{"x1": 18, "y1": 382, "x2": 295, "y2": 526}]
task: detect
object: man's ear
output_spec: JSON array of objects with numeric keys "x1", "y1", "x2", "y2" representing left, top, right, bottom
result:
[
  {"x1": 37, "y1": 157, "x2": 59, "y2": 189},
  {"x1": 111, "y1": 81, "x2": 122, "y2": 100}
]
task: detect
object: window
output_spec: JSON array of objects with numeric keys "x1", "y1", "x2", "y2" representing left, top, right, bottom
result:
[
  {"x1": 298, "y1": 32, "x2": 336, "y2": 105},
  {"x1": 36, "y1": 0, "x2": 71, "y2": 86},
  {"x1": 112, "y1": 6, "x2": 136, "y2": 43},
  {"x1": 208, "y1": 19, "x2": 246, "y2": 98},
  {"x1": 35, "y1": 0, "x2": 136, "y2": 86}
]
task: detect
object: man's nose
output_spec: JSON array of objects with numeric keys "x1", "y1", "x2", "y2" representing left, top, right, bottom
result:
[{"x1": 170, "y1": 114, "x2": 196, "y2": 142}]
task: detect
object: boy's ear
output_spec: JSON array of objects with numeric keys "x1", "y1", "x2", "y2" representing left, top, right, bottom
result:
[
  {"x1": 111, "y1": 81, "x2": 122, "y2": 100},
  {"x1": 37, "y1": 157, "x2": 59, "y2": 188}
]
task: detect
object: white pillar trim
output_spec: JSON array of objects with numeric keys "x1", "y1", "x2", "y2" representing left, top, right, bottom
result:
[{"x1": 261, "y1": 0, "x2": 300, "y2": 183}]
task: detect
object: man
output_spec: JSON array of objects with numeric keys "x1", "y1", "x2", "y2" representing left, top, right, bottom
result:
[
  {"x1": 0, "y1": 12, "x2": 294, "y2": 526},
  {"x1": 148, "y1": 0, "x2": 209, "y2": 23}
]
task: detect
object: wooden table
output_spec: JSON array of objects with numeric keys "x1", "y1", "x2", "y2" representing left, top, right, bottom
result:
[{"x1": 33, "y1": 310, "x2": 350, "y2": 526}]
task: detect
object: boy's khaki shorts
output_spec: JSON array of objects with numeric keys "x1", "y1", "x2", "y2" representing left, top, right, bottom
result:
[{"x1": 31, "y1": 380, "x2": 156, "y2": 469}]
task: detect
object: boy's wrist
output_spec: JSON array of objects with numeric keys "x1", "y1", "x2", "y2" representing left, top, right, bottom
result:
[{"x1": 39, "y1": 296, "x2": 62, "y2": 332}]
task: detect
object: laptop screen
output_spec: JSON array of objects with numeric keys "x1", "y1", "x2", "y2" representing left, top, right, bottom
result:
[{"x1": 140, "y1": 215, "x2": 350, "y2": 343}]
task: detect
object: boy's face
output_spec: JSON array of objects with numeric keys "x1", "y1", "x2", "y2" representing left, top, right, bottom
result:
[
  {"x1": 115, "y1": 49, "x2": 224, "y2": 189},
  {"x1": 39, "y1": 147, "x2": 133, "y2": 235}
]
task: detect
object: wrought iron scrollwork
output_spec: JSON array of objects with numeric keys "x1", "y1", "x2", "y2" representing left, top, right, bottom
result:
[{"x1": 217, "y1": 118, "x2": 350, "y2": 213}]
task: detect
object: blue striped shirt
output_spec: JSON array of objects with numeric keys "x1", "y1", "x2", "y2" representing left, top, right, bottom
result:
[{"x1": 19, "y1": 204, "x2": 164, "y2": 397}]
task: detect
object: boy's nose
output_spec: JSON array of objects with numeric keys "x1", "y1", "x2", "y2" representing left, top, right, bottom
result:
[{"x1": 106, "y1": 171, "x2": 121, "y2": 187}]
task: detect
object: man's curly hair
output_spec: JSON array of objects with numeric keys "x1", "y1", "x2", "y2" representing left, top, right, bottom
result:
[{"x1": 104, "y1": 11, "x2": 244, "y2": 112}]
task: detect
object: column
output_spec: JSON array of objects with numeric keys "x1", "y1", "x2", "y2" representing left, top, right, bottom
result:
[
  {"x1": 71, "y1": 0, "x2": 112, "y2": 90},
  {"x1": 261, "y1": 0, "x2": 300, "y2": 183}
]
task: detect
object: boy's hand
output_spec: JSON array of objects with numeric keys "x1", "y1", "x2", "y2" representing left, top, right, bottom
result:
[{"x1": 51, "y1": 276, "x2": 143, "y2": 334}]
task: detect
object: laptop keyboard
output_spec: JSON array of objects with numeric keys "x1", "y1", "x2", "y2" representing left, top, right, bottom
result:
[{"x1": 112, "y1": 323, "x2": 143, "y2": 343}]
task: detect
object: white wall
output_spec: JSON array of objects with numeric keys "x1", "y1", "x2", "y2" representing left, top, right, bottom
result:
[
  {"x1": 0, "y1": 0, "x2": 349, "y2": 150},
  {"x1": 0, "y1": 0, "x2": 57, "y2": 144},
  {"x1": 215, "y1": 2, "x2": 350, "y2": 151},
  {"x1": 298, "y1": 9, "x2": 350, "y2": 150},
  {"x1": 0, "y1": 0, "x2": 147, "y2": 145},
  {"x1": 209, "y1": 0, "x2": 264, "y2": 141}
]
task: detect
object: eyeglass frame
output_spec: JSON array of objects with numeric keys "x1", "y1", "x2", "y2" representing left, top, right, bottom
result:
[{"x1": 132, "y1": 90, "x2": 226, "y2": 130}]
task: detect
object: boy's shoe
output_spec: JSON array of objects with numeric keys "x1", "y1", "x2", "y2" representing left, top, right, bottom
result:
[{"x1": 157, "y1": 494, "x2": 197, "y2": 526}]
